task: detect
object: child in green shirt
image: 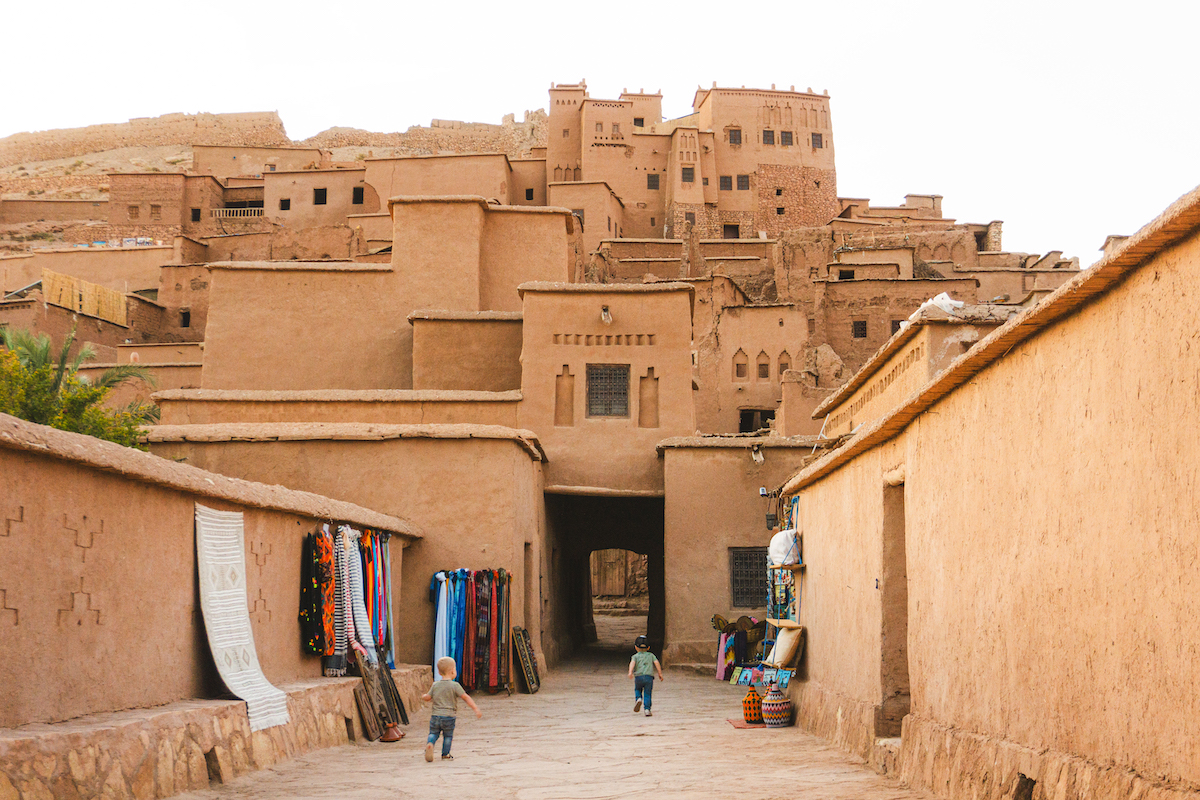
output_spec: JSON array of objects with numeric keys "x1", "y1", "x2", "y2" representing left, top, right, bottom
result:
[{"x1": 627, "y1": 635, "x2": 664, "y2": 716}]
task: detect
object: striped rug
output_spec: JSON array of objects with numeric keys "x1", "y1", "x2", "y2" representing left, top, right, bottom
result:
[{"x1": 195, "y1": 504, "x2": 290, "y2": 731}]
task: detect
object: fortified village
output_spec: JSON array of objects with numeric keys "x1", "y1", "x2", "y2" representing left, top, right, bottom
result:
[{"x1": 1, "y1": 79, "x2": 1197, "y2": 800}]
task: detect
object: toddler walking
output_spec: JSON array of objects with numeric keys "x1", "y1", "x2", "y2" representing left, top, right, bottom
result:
[
  {"x1": 421, "y1": 656, "x2": 482, "y2": 761},
  {"x1": 627, "y1": 634, "x2": 664, "y2": 716}
]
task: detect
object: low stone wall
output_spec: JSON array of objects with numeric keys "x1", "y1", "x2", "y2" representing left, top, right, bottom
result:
[
  {"x1": 791, "y1": 677, "x2": 878, "y2": 765},
  {"x1": 0, "y1": 666, "x2": 430, "y2": 800},
  {"x1": 898, "y1": 714, "x2": 1200, "y2": 800}
]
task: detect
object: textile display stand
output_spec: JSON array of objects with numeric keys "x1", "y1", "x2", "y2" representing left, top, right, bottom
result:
[{"x1": 431, "y1": 569, "x2": 515, "y2": 694}]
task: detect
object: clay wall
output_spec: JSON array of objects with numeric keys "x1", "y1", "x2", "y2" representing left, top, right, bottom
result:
[
  {"x1": 479, "y1": 208, "x2": 575, "y2": 311},
  {"x1": 181, "y1": 175, "x2": 228, "y2": 237},
  {"x1": 200, "y1": 262, "x2": 402, "y2": 390},
  {"x1": 264, "y1": 169, "x2": 378, "y2": 227},
  {"x1": 0, "y1": 413, "x2": 412, "y2": 728},
  {"x1": 363, "y1": 154, "x2": 512, "y2": 205},
  {"x1": 145, "y1": 431, "x2": 545, "y2": 667},
  {"x1": 0, "y1": 199, "x2": 107, "y2": 224},
  {"x1": 547, "y1": 182, "x2": 624, "y2": 255},
  {"x1": 152, "y1": 390, "x2": 522, "y2": 427},
  {"x1": 0, "y1": 112, "x2": 289, "y2": 169},
  {"x1": 157, "y1": 263, "x2": 211, "y2": 341},
  {"x1": 510, "y1": 159, "x2": 547, "y2": 206},
  {"x1": 0, "y1": 245, "x2": 171, "y2": 293},
  {"x1": 192, "y1": 145, "x2": 329, "y2": 180},
  {"x1": 546, "y1": 83, "x2": 587, "y2": 191},
  {"x1": 661, "y1": 441, "x2": 815, "y2": 663},
  {"x1": 300, "y1": 108, "x2": 547, "y2": 160},
  {"x1": 78, "y1": 362, "x2": 203, "y2": 410},
  {"x1": 107, "y1": 173, "x2": 188, "y2": 231},
  {"x1": 346, "y1": 212, "x2": 392, "y2": 248},
  {"x1": 518, "y1": 284, "x2": 695, "y2": 493},
  {"x1": 411, "y1": 314, "x2": 523, "y2": 391},
  {"x1": 200, "y1": 227, "x2": 363, "y2": 262}
]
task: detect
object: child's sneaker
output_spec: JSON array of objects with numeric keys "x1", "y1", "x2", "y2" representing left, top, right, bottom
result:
[
  {"x1": 644, "y1": 709, "x2": 652, "y2": 716},
  {"x1": 441, "y1": 754, "x2": 454, "y2": 761},
  {"x1": 633, "y1": 699, "x2": 642, "y2": 712},
  {"x1": 424, "y1": 744, "x2": 434, "y2": 762}
]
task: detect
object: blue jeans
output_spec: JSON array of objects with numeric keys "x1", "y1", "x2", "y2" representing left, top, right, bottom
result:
[
  {"x1": 634, "y1": 675, "x2": 654, "y2": 710},
  {"x1": 427, "y1": 715, "x2": 456, "y2": 756}
]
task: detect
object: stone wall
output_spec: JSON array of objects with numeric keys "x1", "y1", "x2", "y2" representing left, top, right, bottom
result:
[
  {"x1": 303, "y1": 109, "x2": 548, "y2": 160},
  {"x1": 0, "y1": 112, "x2": 289, "y2": 169}
]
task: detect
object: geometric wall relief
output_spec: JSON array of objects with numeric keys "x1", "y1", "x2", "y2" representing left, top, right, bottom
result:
[
  {"x1": 249, "y1": 540, "x2": 272, "y2": 623},
  {"x1": 0, "y1": 589, "x2": 16, "y2": 626},
  {"x1": 1, "y1": 505, "x2": 25, "y2": 626},
  {"x1": 2, "y1": 504, "x2": 23, "y2": 537},
  {"x1": 57, "y1": 577, "x2": 102, "y2": 627},
  {"x1": 62, "y1": 513, "x2": 105, "y2": 562}
]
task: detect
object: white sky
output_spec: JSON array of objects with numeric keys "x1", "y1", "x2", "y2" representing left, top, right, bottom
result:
[{"x1": 5, "y1": 0, "x2": 1198, "y2": 264}]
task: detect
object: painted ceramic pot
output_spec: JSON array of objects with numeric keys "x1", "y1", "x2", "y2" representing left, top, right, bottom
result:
[
  {"x1": 742, "y1": 686, "x2": 763, "y2": 724},
  {"x1": 761, "y1": 681, "x2": 792, "y2": 726}
]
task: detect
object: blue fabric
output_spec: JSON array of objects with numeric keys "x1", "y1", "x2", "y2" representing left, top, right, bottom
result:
[
  {"x1": 634, "y1": 675, "x2": 654, "y2": 710},
  {"x1": 433, "y1": 572, "x2": 449, "y2": 672},
  {"x1": 453, "y1": 570, "x2": 468, "y2": 682},
  {"x1": 427, "y1": 714, "x2": 457, "y2": 756},
  {"x1": 446, "y1": 572, "x2": 460, "y2": 673}
]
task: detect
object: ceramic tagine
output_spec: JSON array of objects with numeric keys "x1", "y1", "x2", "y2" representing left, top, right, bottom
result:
[
  {"x1": 742, "y1": 685, "x2": 763, "y2": 724},
  {"x1": 761, "y1": 681, "x2": 792, "y2": 726}
]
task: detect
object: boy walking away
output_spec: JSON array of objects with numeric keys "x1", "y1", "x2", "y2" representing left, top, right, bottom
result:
[
  {"x1": 627, "y1": 634, "x2": 664, "y2": 716},
  {"x1": 421, "y1": 656, "x2": 482, "y2": 761}
]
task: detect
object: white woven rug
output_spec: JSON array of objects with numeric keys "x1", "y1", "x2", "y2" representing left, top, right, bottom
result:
[{"x1": 195, "y1": 504, "x2": 290, "y2": 731}]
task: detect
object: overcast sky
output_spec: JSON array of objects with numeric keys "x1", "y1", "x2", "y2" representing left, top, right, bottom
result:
[{"x1": 6, "y1": 0, "x2": 1198, "y2": 263}]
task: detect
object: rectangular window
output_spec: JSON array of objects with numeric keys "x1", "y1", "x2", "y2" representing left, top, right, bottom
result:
[
  {"x1": 739, "y1": 409, "x2": 775, "y2": 434},
  {"x1": 892, "y1": 319, "x2": 904, "y2": 335},
  {"x1": 268, "y1": 164, "x2": 276, "y2": 172},
  {"x1": 647, "y1": 173, "x2": 660, "y2": 190},
  {"x1": 149, "y1": 204, "x2": 162, "y2": 221},
  {"x1": 812, "y1": 133, "x2": 824, "y2": 148},
  {"x1": 633, "y1": 117, "x2": 644, "y2": 127},
  {"x1": 128, "y1": 205, "x2": 139, "y2": 220},
  {"x1": 729, "y1": 547, "x2": 768, "y2": 608},
  {"x1": 612, "y1": 123, "x2": 620, "y2": 135},
  {"x1": 563, "y1": 129, "x2": 570, "y2": 138},
  {"x1": 313, "y1": 188, "x2": 327, "y2": 205},
  {"x1": 839, "y1": 269, "x2": 856, "y2": 280},
  {"x1": 775, "y1": 188, "x2": 783, "y2": 196},
  {"x1": 776, "y1": 207, "x2": 785, "y2": 215},
  {"x1": 702, "y1": 177, "x2": 709, "y2": 186},
  {"x1": 190, "y1": 208, "x2": 201, "y2": 222},
  {"x1": 650, "y1": 217, "x2": 655, "y2": 227},
  {"x1": 681, "y1": 167, "x2": 695, "y2": 183},
  {"x1": 607, "y1": 216, "x2": 611, "y2": 232},
  {"x1": 758, "y1": 362, "x2": 770, "y2": 379},
  {"x1": 737, "y1": 174, "x2": 750, "y2": 191},
  {"x1": 852, "y1": 320, "x2": 868, "y2": 339},
  {"x1": 780, "y1": 131, "x2": 794, "y2": 146},
  {"x1": 728, "y1": 128, "x2": 742, "y2": 145},
  {"x1": 808, "y1": 317, "x2": 816, "y2": 335},
  {"x1": 763, "y1": 129, "x2": 775, "y2": 145},
  {"x1": 279, "y1": 198, "x2": 291, "y2": 211},
  {"x1": 179, "y1": 310, "x2": 191, "y2": 328},
  {"x1": 719, "y1": 175, "x2": 732, "y2": 191},
  {"x1": 526, "y1": 188, "x2": 534, "y2": 201},
  {"x1": 685, "y1": 212, "x2": 696, "y2": 224},
  {"x1": 586, "y1": 364, "x2": 630, "y2": 417},
  {"x1": 352, "y1": 186, "x2": 364, "y2": 205},
  {"x1": 596, "y1": 122, "x2": 604, "y2": 133},
  {"x1": 723, "y1": 224, "x2": 739, "y2": 239}
]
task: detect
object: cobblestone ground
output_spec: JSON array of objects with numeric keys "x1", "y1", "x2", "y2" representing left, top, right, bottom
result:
[{"x1": 176, "y1": 616, "x2": 932, "y2": 800}]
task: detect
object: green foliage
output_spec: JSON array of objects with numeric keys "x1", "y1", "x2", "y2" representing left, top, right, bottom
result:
[{"x1": 0, "y1": 327, "x2": 158, "y2": 449}]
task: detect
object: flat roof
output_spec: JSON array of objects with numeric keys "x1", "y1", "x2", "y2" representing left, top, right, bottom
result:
[
  {"x1": 0, "y1": 413, "x2": 418, "y2": 539},
  {"x1": 408, "y1": 310, "x2": 522, "y2": 322},
  {"x1": 781, "y1": 182, "x2": 1200, "y2": 496},
  {"x1": 517, "y1": 281, "x2": 693, "y2": 296}
]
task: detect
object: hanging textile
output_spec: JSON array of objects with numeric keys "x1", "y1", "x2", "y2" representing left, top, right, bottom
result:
[
  {"x1": 316, "y1": 527, "x2": 336, "y2": 659},
  {"x1": 433, "y1": 571, "x2": 450, "y2": 671},
  {"x1": 324, "y1": 525, "x2": 349, "y2": 676},
  {"x1": 380, "y1": 533, "x2": 396, "y2": 668},
  {"x1": 299, "y1": 532, "x2": 322, "y2": 654},
  {"x1": 342, "y1": 526, "x2": 377, "y2": 665},
  {"x1": 429, "y1": 568, "x2": 516, "y2": 692}
]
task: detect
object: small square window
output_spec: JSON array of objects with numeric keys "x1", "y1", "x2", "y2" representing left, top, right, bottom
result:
[
  {"x1": 780, "y1": 131, "x2": 794, "y2": 146},
  {"x1": 190, "y1": 208, "x2": 201, "y2": 222},
  {"x1": 852, "y1": 320, "x2": 868, "y2": 339},
  {"x1": 586, "y1": 364, "x2": 630, "y2": 417},
  {"x1": 763, "y1": 130, "x2": 775, "y2": 145},
  {"x1": 313, "y1": 188, "x2": 327, "y2": 205},
  {"x1": 279, "y1": 198, "x2": 291, "y2": 211},
  {"x1": 563, "y1": 129, "x2": 570, "y2": 138},
  {"x1": 839, "y1": 269, "x2": 855, "y2": 280},
  {"x1": 723, "y1": 224, "x2": 739, "y2": 239},
  {"x1": 737, "y1": 174, "x2": 750, "y2": 191},
  {"x1": 735, "y1": 362, "x2": 748, "y2": 379},
  {"x1": 128, "y1": 205, "x2": 139, "y2": 220},
  {"x1": 775, "y1": 188, "x2": 783, "y2": 196},
  {"x1": 758, "y1": 362, "x2": 770, "y2": 379},
  {"x1": 685, "y1": 212, "x2": 696, "y2": 224},
  {"x1": 719, "y1": 175, "x2": 732, "y2": 191},
  {"x1": 812, "y1": 133, "x2": 824, "y2": 148},
  {"x1": 352, "y1": 186, "x2": 364, "y2": 205},
  {"x1": 892, "y1": 319, "x2": 903, "y2": 335},
  {"x1": 149, "y1": 204, "x2": 161, "y2": 221},
  {"x1": 728, "y1": 128, "x2": 742, "y2": 145},
  {"x1": 681, "y1": 167, "x2": 695, "y2": 183},
  {"x1": 647, "y1": 173, "x2": 660, "y2": 190},
  {"x1": 702, "y1": 177, "x2": 709, "y2": 186},
  {"x1": 526, "y1": 188, "x2": 534, "y2": 201},
  {"x1": 730, "y1": 547, "x2": 768, "y2": 608},
  {"x1": 634, "y1": 117, "x2": 644, "y2": 127},
  {"x1": 268, "y1": 164, "x2": 276, "y2": 172},
  {"x1": 776, "y1": 207, "x2": 785, "y2": 215}
]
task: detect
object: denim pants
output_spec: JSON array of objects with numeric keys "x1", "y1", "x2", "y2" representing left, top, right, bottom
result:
[
  {"x1": 634, "y1": 675, "x2": 654, "y2": 710},
  {"x1": 427, "y1": 714, "x2": 457, "y2": 755}
]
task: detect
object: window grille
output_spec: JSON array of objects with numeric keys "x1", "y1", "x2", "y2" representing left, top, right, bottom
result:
[
  {"x1": 586, "y1": 364, "x2": 629, "y2": 417},
  {"x1": 730, "y1": 547, "x2": 768, "y2": 608},
  {"x1": 729, "y1": 128, "x2": 742, "y2": 145},
  {"x1": 812, "y1": 133, "x2": 824, "y2": 148},
  {"x1": 647, "y1": 173, "x2": 660, "y2": 190},
  {"x1": 780, "y1": 131, "x2": 794, "y2": 146},
  {"x1": 634, "y1": 117, "x2": 644, "y2": 127},
  {"x1": 763, "y1": 130, "x2": 775, "y2": 145},
  {"x1": 719, "y1": 175, "x2": 732, "y2": 191},
  {"x1": 681, "y1": 167, "x2": 695, "y2": 183},
  {"x1": 852, "y1": 320, "x2": 868, "y2": 338},
  {"x1": 737, "y1": 174, "x2": 750, "y2": 191}
]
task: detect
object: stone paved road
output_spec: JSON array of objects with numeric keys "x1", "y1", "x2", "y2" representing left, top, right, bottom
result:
[{"x1": 177, "y1": 617, "x2": 932, "y2": 800}]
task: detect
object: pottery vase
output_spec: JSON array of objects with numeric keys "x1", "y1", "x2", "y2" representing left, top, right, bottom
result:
[
  {"x1": 742, "y1": 685, "x2": 763, "y2": 724},
  {"x1": 761, "y1": 682, "x2": 792, "y2": 726}
]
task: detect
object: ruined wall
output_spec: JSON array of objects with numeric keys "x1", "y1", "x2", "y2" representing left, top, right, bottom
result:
[
  {"x1": 301, "y1": 110, "x2": 548, "y2": 160},
  {"x1": 0, "y1": 245, "x2": 172, "y2": 294},
  {"x1": 0, "y1": 199, "x2": 108, "y2": 224},
  {"x1": 0, "y1": 112, "x2": 289, "y2": 169}
]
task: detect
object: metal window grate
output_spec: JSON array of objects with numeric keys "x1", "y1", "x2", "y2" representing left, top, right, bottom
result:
[
  {"x1": 763, "y1": 129, "x2": 775, "y2": 145},
  {"x1": 729, "y1": 128, "x2": 742, "y2": 145},
  {"x1": 586, "y1": 364, "x2": 629, "y2": 417},
  {"x1": 647, "y1": 173, "x2": 660, "y2": 190},
  {"x1": 719, "y1": 175, "x2": 732, "y2": 191},
  {"x1": 852, "y1": 320, "x2": 868, "y2": 338},
  {"x1": 781, "y1": 131, "x2": 794, "y2": 146},
  {"x1": 681, "y1": 167, "x2": 695, "y2": 183},
  {"x1": 730, "y1": 547, "x2": 768, "y2": 608},
  {"x1": 737, "y1": 174, "x2": 750, "y2": 191}
]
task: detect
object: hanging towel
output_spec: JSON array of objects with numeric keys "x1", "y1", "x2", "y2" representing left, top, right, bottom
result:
[
  {"x1": 433, "y1": 571, "x2": 450, "y2": 672},
  {"x1": 342, "y1": 526, "x2": 377, "y2": 664},
  {"x1": 323, "y1": 524, "x2": 348, "y2": 677},
  {"x1": 315, "y1": 526, "x2": 336, "y2": 658}
]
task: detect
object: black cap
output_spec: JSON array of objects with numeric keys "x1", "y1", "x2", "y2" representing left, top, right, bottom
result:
[{"x1": 635, "y1": 635, "x2": 649, "y2": 648}]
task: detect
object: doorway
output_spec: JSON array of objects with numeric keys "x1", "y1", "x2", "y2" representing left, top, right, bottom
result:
[{"x1": 589, "y1": 548, "x2": 649, "y2": 651}]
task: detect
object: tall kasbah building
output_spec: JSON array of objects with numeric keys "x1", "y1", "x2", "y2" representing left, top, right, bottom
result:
[{"x1": 546, "y1": 80, "x2": 837, "y2": 244}]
